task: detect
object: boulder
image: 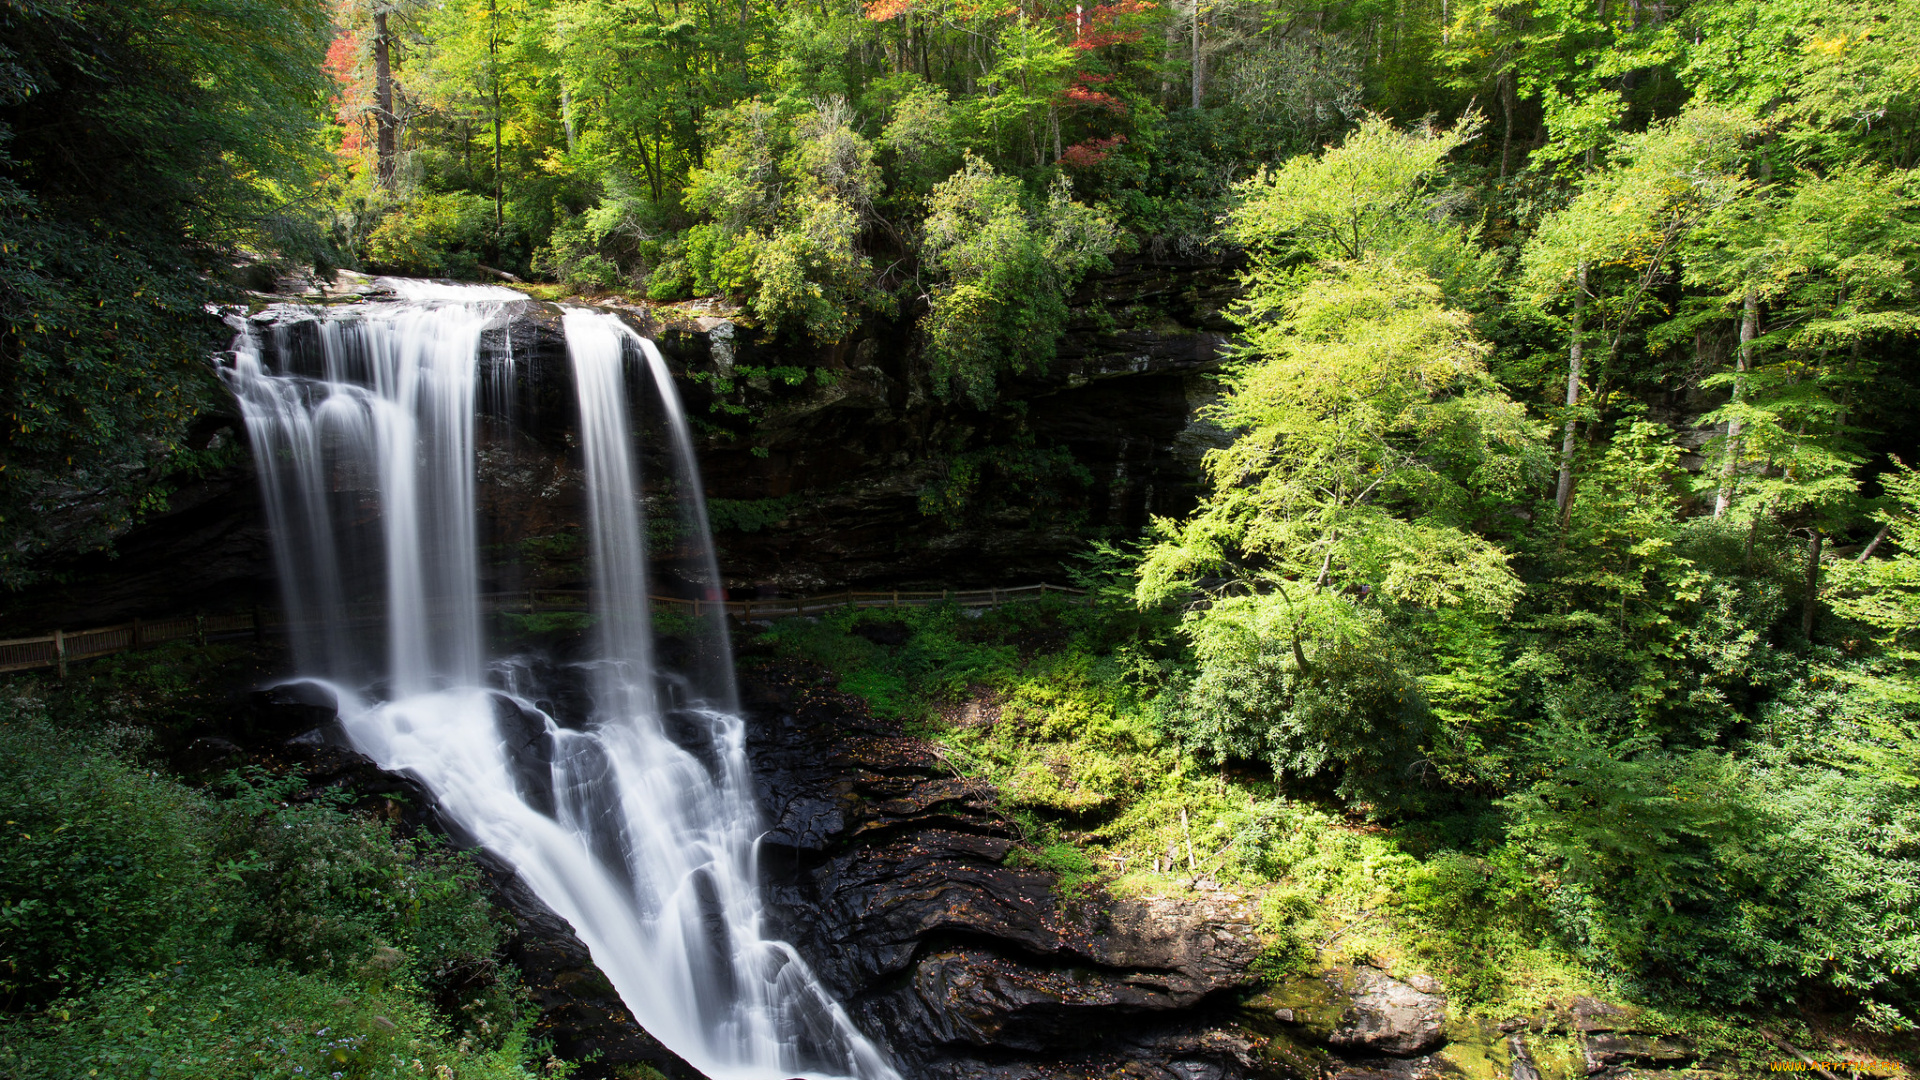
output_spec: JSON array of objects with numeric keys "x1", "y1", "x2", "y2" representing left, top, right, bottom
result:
[
  {"x1": 1570, "y1": 996, "x2": 1640, "y2": 1033},
  {"x1": 1326, "y1": 968, "x2": 1449, "y2": 1057},
  {"x1": 246, "y1": 680, "x2": 339, "y2": 741}
]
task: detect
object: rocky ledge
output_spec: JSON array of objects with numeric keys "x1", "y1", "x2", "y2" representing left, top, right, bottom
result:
[{"x1": 741, "y1": 659, "x2": 1268, "y2": 1079}]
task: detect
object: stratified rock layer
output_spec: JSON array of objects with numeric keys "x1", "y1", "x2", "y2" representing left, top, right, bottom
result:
[{"x1": 743, "y1": 659, "x2": 1270, "y2": 1079}]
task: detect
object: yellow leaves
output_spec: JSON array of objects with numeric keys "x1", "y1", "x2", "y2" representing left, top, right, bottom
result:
[{"x1": 1805, "y1": 33, "x2": 1852, "y2": 58}]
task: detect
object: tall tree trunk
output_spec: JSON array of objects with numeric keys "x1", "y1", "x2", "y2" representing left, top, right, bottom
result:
[
  {"x1": 490, "y1": 0, "x2": 503, "y2": 246},
  {"x1": 373, "y1": 10, "x2": 397, "y2": 189},
  {"x1": 1499, "y1": 70, "x2": 1516, "y2": 179},
  {"x1": 1190, "y1": 0, "x2": 1203, "y2": 109},
  {"x1": 1161, "y1": 6, "x2": 1178, "y2": 105},
  {"x1": 561, "y1": 83, "x2": 576, "y2": 154},
  {"x1": 1714, "y1": 287, "x2": 1757, "y2": 518},
  {"x1": 1555, "y1": 262, "x2": 1588, "y2": 518},
  {"x1": 1802, "y1": 529, "x2": 1822, "y2": 639}
]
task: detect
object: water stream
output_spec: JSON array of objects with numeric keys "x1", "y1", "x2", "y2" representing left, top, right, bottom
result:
[{"x1": 224, "y1": 283, "x2": 898, "y2": 1080}]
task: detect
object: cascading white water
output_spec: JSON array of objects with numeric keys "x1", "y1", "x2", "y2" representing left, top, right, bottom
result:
[{"x1": 224, "y1": 284, "x2": 899, "y2": 1080}]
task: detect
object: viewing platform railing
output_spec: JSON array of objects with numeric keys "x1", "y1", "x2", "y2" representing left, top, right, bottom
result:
[{"x1": 0, "y1": 583, "x2": 1088, "y2": 676}]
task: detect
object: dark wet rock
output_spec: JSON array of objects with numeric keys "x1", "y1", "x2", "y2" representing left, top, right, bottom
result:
[
  {"x1": 0, "y1": 447, "x2": 274, "y2": 637},
  {"x1": 1324, "y1": 1054, "x2": 1447, "y2": 1080},
  {"x1": 1509, "y1": 1032, "x2": 1542, "y2": 1080},
  {"x1": 245, "y1": 679, "x2": 339, "y2": 741},
  {"x1": 1326, "y1": 968, "x2": 1448, "y2": 1057},
  {"x1": 178, "y1": 734, "x2": 244, "y2": 770},
  {"x1": 900, "y1": 946, "x2": 1201, "y2": 1050},
  {"x1": 742, "y1": 661, "x2": 1266, "y2": 1078},
  {"x1": 493, "y1": 692, "x2": 556, "y2": 817},
  {"x1": 1583, "y1": 1032, "x2": 1695, "y2": 1074}
]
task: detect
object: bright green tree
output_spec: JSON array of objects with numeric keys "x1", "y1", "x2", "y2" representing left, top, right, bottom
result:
[{"x1": 918, "y1": 155, "x2": 1120, "y2": 404}]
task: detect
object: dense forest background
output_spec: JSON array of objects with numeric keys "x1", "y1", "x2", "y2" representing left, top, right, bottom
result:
[{"x1": 3, "y1": 0, "x2": 1920, "y2": 1066}]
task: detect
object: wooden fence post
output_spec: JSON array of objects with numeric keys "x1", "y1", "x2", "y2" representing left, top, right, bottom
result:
[
  {"x1": 54, "y1": 628, "x2": 66, "y2": 680},
  {"x1": 253, "y1": 605, "x2": 265, "y2": 642},
  {"x1": 131, "y1": 617, "x2": 142, "y2": 650}
]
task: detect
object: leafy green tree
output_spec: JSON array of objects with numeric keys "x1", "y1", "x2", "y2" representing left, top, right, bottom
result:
[
  {"x1": 1225, "y1": 113, "x2": 1495, "y2": 300},
  {"x1": 918, "y1": 155, "x2": 1119, "y2": 404},
  {"x1": 1827, "y1": 459, "x2": 1920, "y2": 787},
  {"x1": 1692, "y1": 164, "x2": 1920, "y2": 564},
  {"x1": 684, "y1": 96, "x2": 892, "y2": 339},
  {"x1": 0, "y1": 0, "x2": 330, "y2": 584},
  {"x1": 1677, "y1": 0, "x2": 1920, "y2": 169},
  {"x1": 1137, "y1": 260, "x2": 1538, "y2": 669},
  {"x1": 1520, "y1": 105, "x2": 1760, "y2": 516}
]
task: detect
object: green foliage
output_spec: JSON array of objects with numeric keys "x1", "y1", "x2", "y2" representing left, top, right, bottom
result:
[
  {"x1": 1226, "y1": 114, "x2": 1494, "y2": 297},
  {"x1": 0, "y1": 716, "x2": 204, "y2": 1009},
  {"x1": 0, "y1": 692, "x2": 543, "y2": 1078},
  {"x1": 706, "y1": 494, "x2": 806, "y2": 533},
  {"x1": 1827, "y1": 459, "x2": 1920, "y2": 786},
  {"x1": 682, "y1": 96, "x2": 892, "y2": 339},
  {"x1": 1156, "y1": 636, "x2": 1435, "y2": 815},
  {"x1": 0, "y1": 0, "x2": 332, "y2": 583},
  {"x1": 500, "y1": 610, "x2": 598, "y2": 637},
  {"x1": 919, "y1": 157, "x2": 1120, "y2": 405},
  {"x1": 1005, "y1": 841, "x2": 1099, "y2": 898},
  {"x1": 1505, "y1": 721, "x2": 1920, "y2": 1006},
  {"x1": 365, "y1": 191, "x2": 501, "y2": 278},
  {"x1": 1393, "y1": 846, "x2": 1546, "y2": 1006}
]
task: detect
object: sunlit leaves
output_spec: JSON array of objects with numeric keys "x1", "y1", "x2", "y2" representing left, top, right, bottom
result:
[{"x1": 919, "y1": 155, "x2": 1119, "y2": 403}]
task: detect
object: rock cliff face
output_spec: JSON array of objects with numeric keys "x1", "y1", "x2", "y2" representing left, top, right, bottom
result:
[
  {"x1": 0, "y1": 256, "x2": 1237, "y2": 635},
  {"x1": 673, "y1": 253, "x2": 1241, "y2": 592}
]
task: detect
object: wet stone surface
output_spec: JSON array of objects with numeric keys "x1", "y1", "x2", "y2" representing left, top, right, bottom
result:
[{"x1": 741, "y1": 660, "x2": 1286, "y2": 1080}]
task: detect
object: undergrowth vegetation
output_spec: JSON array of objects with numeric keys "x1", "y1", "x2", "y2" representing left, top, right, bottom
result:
[{"x1": 0, "y1": 667, "x2": 558, "y2": 1080}]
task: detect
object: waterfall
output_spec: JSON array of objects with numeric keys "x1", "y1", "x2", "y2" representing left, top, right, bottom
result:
[{"x1": 224, "y1": 284, "x2": 898, "y2": 1080}]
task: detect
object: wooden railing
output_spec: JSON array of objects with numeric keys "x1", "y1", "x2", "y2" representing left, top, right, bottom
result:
[{"x1": 0, "y1": 583, "x2": 1086, "y2": 676}]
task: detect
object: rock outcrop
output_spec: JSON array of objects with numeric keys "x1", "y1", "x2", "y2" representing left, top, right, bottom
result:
[
  {"x1": 1326, "y1": 967, "x2": 1448, "y2": 1056},
  {"x1": 742, "y1": 659, "x2": 1268, "y2": 1079}
]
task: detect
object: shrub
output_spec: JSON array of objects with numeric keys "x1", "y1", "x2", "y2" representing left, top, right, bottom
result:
[
  {"x1": 919, "y1": 158, "x2": 1119, "y2": 405},
  {"x1": 0, "y1": 698, "x2": 536, "y2": 1074},
  {"x1": 1157, "y1": 639, "x2": 1435, "y2": 815},
  {"x1": 364, "y1": 192, "x2": 497, "y2": 278},
  {"x1": 0, "y1": 713, "x2": 205, "y2": 1010}
]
